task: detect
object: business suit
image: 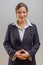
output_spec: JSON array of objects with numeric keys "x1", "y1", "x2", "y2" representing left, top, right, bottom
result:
[{"x1": 3, "y1": 23, "x2": 40, "y2": 65}]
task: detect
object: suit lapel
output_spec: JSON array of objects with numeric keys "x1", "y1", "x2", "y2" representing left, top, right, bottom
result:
[
  {"x1": 13, "y1": 25, "x2": 32, "y2": 43},
  {"x1": 13, "y1": 26, "x2": 21, "y2": 43},
  {"x1": 22, "y1": 26, "x2": 32, "y2": 43}
]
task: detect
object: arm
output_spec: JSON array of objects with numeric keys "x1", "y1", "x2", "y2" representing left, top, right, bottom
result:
[
  {"x1": 29, "y1": 25, "x2": 40, "y2": 58},
  {"x1": 3, "y1": 25, "x2": 16, "y2": 60}
]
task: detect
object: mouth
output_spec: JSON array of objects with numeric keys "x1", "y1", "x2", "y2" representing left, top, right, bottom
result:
[{"x1": 20, "y1": 17, "x2": 24, "y2": 19}]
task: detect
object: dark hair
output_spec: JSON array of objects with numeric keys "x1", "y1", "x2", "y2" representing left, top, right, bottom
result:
[{"x1": 15, "y1": 3, "x2": 28, "y2": 12}]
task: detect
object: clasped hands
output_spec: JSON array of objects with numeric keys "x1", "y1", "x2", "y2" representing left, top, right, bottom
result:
[{"x1": 15, "y1": 49, "x2": 30, "y2": 60}]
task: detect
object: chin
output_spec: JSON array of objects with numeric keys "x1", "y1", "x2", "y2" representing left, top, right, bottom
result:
[{"x1": 19, "y1": 19, "x2": 26, "y2": 22}]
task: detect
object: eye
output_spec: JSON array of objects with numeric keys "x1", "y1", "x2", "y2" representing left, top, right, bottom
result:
[
  {"x1": 18, "y1": 12, "x2": 21, "y2": 13},
  {"x1": 23, "y1": 11, "x2": 26, "y2": 13}
]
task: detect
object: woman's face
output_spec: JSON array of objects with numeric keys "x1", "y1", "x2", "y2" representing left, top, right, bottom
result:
[{"x1": 16, "y1": 7, "x2": 28, "y2": 22}]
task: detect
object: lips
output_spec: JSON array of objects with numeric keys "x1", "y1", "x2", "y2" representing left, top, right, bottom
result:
[{"x1": 20, "y1": 17, "x2": 24, "y2": 19}]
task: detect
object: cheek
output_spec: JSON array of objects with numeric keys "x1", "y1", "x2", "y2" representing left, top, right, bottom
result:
[
  {"x1": 24, "y1": 12, "x2": 28, "y2": 16},
  {"x1": 24, "y1": 14, "x2": 28, "y2": 18}
]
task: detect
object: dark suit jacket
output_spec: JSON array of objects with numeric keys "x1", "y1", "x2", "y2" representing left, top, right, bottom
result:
[{"x1": 3, "y1": 23, "x2": 40, "y2": 65}]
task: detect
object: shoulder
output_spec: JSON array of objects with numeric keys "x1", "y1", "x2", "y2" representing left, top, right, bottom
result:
[
  {"x1": 8, "y1": 23, "x2": 17, "y2": 29},
  {"x1": 31, "y1": 23, "x2": 38, "y2": 33},
  {"x1": 30, "y1": 23, "x2": 38, "y2": 32},
  {"x1": 31, "y1": 23, "x2": 37, "y2": 27},
  {"x1": 31, "y1": 23, "x2": 37, "y2": 29},
  {"x1": 7, "y1": 23, "x2": 17, "y2": 31}
]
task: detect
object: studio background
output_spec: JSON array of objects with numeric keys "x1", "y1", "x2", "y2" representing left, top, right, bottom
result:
[{"x1": 0, "y1": 0, "x2": 43, "y2": 65}]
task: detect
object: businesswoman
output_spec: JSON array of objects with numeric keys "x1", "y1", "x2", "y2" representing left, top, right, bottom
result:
[{"x1": 3, "y1": 2, "x2": 40, "y2": 65}]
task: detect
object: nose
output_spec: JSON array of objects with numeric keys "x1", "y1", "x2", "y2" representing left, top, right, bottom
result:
[{"x1": 20, "y1": 13, "x2": 24, "y2": 16}]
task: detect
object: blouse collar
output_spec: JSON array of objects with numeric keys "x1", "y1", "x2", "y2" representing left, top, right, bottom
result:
[{"x1": 12, "y1": 19, "x2": 32, "y2": 29}]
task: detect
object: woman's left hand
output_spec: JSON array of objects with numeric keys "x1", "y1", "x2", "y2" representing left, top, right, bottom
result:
[{"x1": 20, "y1": 49, "x2": 30, "y2": 59}]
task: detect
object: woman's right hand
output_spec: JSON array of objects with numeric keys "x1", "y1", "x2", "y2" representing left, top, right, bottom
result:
[{"x1": 15, "y1": 50, "x2": 26, "y2": 60}]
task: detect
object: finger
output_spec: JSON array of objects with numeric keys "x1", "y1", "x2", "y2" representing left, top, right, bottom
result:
[
  {"x1": 18, "y1": 49, "x2": 23, "y2": 52},
  {"x1": 18, "y1": 56, "x2": 26, "y2": 60}
]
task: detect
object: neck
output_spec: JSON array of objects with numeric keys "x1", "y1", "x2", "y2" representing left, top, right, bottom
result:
[{"x1": 17, "y1": 20, "x2": 27, "y2": 28}]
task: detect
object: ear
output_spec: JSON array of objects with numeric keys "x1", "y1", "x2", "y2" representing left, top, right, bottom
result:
[{"x1": 26, "y1": 12, "x2": 28, "y2": 17}]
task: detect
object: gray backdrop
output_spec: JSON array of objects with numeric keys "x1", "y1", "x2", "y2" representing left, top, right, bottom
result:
[{"x1": 0, "y1": 0, "x2": 43, "y2": 65}]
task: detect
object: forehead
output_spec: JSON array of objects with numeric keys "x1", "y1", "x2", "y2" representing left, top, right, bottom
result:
[{"x1": 17, "y1": 7, "x2": 27, "y2": 12}]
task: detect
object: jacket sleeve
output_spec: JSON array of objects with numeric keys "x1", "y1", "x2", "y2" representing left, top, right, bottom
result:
[
  {"x1": 3, "y1": 25, "x2": 17, "y2": 60},
  {"x1": 29, "y1": 25, "x2": 40, "y2": 58}
]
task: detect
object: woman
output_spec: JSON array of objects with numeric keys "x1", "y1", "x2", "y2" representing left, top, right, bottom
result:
[{"x1": 3, "y1": 2, "x2": 40, "y2": 65}]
